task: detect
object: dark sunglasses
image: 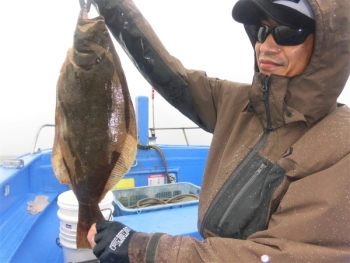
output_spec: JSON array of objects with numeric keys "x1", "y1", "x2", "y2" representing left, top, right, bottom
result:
[{"x1": 255, "y1": 24, "x2": 313, "y2": 46}]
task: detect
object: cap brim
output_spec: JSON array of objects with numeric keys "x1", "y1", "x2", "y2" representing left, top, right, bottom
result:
[{"x1": 232, "y1": 0, "x2": 315, "y2": 30}]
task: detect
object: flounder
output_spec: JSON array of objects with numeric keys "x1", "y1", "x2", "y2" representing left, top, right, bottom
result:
[{"x1": 52, "y1": 10, "x2": 137, "y2": 248}]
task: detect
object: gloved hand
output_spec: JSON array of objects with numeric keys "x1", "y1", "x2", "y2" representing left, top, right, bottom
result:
[{"x1": 88, "y1": 221, "x2": 136, "y2": 263}]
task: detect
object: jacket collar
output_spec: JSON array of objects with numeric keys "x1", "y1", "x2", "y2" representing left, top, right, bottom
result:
[{"x1": 250, "y1": 73, "x2": 307, "y2": 130}]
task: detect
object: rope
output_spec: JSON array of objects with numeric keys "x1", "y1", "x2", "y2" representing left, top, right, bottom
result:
[{"x1": 126, "y1": 194, "x2": 199, "y2": 209}]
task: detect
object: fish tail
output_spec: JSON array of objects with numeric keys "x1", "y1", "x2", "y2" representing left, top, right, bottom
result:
[{"x1": 76, "y1": 203, "x2": 105, "y2": 249}]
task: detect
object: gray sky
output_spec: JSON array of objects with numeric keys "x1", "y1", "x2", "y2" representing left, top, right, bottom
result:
[{"x1": 0, "y1": 0, "x2": 349, "y2": 161}]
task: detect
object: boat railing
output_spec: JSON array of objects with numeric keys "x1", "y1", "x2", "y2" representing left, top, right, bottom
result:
[
  {"x1": 30, "y1": 124, "x2": 200, "y2": 155},
  {"x1": 31, "y1": 124, "x2": 55, "y2": 154},
  {"x1": 149, "y1": 127, "x2": 200, "y2": 146}
]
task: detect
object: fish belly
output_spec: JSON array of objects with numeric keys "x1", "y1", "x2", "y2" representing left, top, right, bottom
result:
[{"x1": 52, "y1": 15, "x2": 137, "y2": 249}]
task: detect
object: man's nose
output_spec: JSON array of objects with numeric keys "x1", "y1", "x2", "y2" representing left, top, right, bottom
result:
[{"x1": 258, "y1": 34, "x2": 281, "y2": 54}]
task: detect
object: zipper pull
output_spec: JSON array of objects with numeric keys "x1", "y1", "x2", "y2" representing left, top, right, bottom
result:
[
  {"x1": 247, "y1": 101, "x2": 254, "y2": 112},
  {"x1": 262, "y1": 76, "x2": 273, "y2": 132},
  {"x1": 262, "y1": 76, "x2": 270, "y2": 101}
]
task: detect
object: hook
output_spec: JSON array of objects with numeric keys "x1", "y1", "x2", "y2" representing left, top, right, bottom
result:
[{"x1": 79, "y1": 0, "x2": 92, "y2": 12}]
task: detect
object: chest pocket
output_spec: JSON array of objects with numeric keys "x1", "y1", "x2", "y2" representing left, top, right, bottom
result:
[{"x1": 202, "y1": 154, "x2": 285, "y2": 239}]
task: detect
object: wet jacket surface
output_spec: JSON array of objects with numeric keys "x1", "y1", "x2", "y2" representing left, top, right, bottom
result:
[{"x1": 95, "y1": 0, "x2": 350, "y2": 262}]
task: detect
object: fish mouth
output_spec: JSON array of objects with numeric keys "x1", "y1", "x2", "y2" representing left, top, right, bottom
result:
[
  {"x1": 78, "y1": 15, "x2": 105, "y2": 23},
  {"x1": 73, "y1": 50, "x2": 105, "y2": 70},
  {"x1": 74, "y1": 24, "x2": 110, "y2": 54},
  {"x1": 75, "y1": 45, "x2": 95, "y2": 54}
]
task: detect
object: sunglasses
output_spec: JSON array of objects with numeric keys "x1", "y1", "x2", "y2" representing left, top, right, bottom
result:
[{"x1": 254, "y1": 24, "x2": 313, "y2": 46}]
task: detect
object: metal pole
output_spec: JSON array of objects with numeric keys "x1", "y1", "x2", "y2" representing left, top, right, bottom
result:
[
  {"x1": 182, "y1": 128, "x2": 189, "y2": 146},
  {"x1": 152, "y1": 88, "x2": 155, "y2": 132},
  {"x1": 31, "y1": 124, "x2": 55, "y2": 154},
  {"x1": 149, "y1": 88, "x2": 157, "y2": 145}
]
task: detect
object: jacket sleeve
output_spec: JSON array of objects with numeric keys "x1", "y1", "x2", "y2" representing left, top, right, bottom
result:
[
  {"x1": 128, "y1": 153, "x2": 350, "y2": 263},
  {"x1": 94, "y1": 0, "x2": 224, "y2": 133}
]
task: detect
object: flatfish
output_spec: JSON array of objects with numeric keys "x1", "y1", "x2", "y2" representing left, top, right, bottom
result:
[{"x1": 52, "y1": 10, "x2": 137, "y2": 248}]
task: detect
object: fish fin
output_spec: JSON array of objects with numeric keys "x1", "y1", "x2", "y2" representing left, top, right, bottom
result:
[
  {"x1": 52, "y1": 141, "x2": 73, "y2": 189},
  {"x1": 52, "y1": 100, "x2": 74, "y2": 189},
  {"x1": 103, "y1": 134, "x2": 137, "y2": 200}
]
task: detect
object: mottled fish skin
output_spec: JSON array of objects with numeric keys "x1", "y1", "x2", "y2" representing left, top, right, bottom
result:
[{"x1": 52, "y1": 12, "x2": 137, "y2": 249}]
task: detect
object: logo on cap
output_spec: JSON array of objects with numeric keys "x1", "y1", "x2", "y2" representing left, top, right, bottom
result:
[
  {"x1": 270, "y1": 0, "x2": 314, "y2": 19},
  {"x1": 271, "y1": 0, "x2": 300, "y2": 3}
]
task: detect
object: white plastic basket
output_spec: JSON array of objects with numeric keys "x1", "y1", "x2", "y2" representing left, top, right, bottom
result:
[{"x1": 112, "y1": 182, "x2": 200, "y2": 216}]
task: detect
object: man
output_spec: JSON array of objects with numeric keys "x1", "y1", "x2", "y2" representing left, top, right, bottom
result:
[{"x1": 87, "y1": 0, "x2": 350, "y2": 262}]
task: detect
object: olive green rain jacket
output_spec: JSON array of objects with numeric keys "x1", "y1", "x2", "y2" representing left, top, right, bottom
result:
[{"x1": 95, "y1": 0, "x2": 350, "y2": 262}]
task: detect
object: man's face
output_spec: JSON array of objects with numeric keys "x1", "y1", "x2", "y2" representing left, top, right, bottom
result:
[{"x1": 255, "y1": 18, "x2": 314, "y2": 77}]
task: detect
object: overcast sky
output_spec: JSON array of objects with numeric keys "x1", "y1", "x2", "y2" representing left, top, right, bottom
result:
[{"x1": 0, "y1": 0, "x2": 349, "y2": 161}]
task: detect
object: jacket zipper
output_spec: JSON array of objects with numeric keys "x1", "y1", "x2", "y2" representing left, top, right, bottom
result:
[
  {"x1": 201, "y1": 75, "x2": 274, "y2": 237},
  {"x1": 200, "y1": 132, "x2": 269, "y2": 235},
  {"x1": 215, "y1": 77, "x2": 273, "y2": 233},
  {"x1": 217, "y1": 162, "x2": 267, "y2": 231},
  {"x1": 262, "y1": 76, "x2": 273, "y2": 131}
]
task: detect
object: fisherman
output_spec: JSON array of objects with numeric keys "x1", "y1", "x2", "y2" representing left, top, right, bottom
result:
[{"x1": 87, "y1": 0, "x2": 350, "y2": 262}]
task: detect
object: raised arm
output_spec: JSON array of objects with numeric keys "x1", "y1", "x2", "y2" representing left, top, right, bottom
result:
[{"x1": 93, "y1": 0, "x2": 218, "y2": 132}]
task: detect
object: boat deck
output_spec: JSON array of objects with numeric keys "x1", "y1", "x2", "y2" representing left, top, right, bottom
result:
[
  {"x1": 0, "y1": 145, "x2": 207, "y2": 262},
  {"x1": 6, "y1": 194, "x2": 200, "y2": 263}
]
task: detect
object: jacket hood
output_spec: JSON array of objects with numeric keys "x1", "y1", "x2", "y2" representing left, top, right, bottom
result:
[{"x1": 244, "y1": 0, "x2": 350, "y2": 126}]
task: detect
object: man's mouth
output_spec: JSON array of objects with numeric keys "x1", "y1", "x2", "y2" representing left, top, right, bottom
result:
[
  {"x1": 258, "y1": 58, "x2": 284, "y2": 72},
  {"x1": 259, "y1": 59, "x2": 283, "y2": 66}
]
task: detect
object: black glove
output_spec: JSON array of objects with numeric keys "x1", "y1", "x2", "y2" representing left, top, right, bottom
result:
[{"x1": 93, "y1": 221, "x2": 136, "y2": 263}]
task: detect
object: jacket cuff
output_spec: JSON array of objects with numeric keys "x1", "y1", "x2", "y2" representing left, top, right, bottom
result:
[{"x1": 128, "y1": 232, "x2": 164, "y2": 263}]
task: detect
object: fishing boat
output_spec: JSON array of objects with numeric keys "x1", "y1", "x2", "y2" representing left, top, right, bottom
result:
[{"x1": 0, "y1": 96, "x2": 209, "y2": 263}]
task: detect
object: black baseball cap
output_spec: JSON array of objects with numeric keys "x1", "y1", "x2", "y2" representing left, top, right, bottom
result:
[{"x1": 232, "y1": 0, "x2": 315, "y2": 30}]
